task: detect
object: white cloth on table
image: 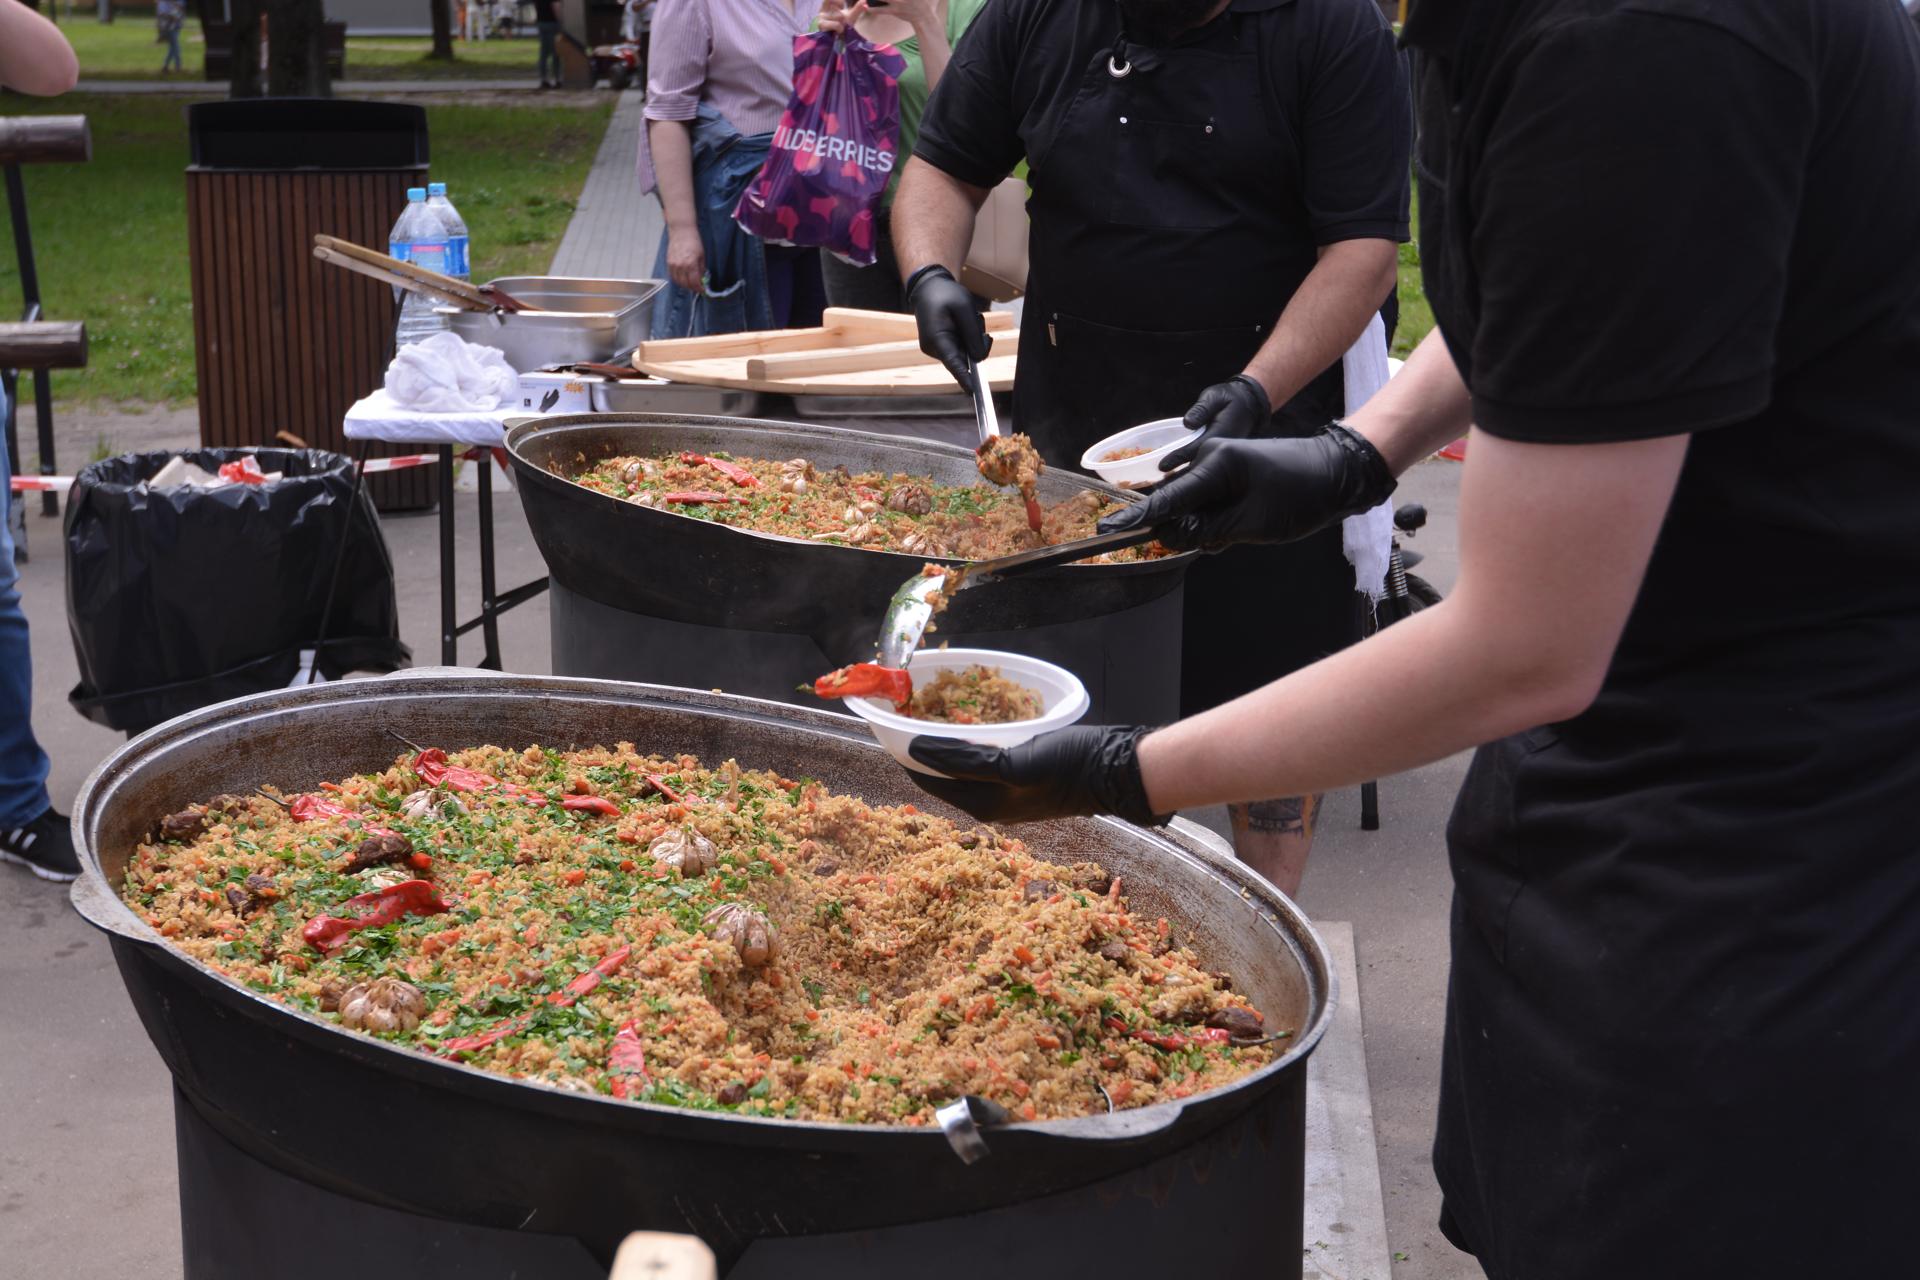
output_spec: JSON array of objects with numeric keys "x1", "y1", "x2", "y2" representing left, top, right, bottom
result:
[
  {"x1": 343, "y1": 388, "x2": 515, "y2": 449},
  {"x1": 1339, "y1": 313, "x2": 1395, "y2": 602},
  {"x1": 384, "y1": 331, "x2": 519, "y2": 413}
]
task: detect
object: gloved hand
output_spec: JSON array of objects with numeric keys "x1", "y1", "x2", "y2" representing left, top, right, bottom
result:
[
  {"x1": 906, "y1": 726, "x2": 1166, "y2": 827},
  {"x1": 1097, "y1": 425, "x2": 1396, "y2": 551},
  {"x1": 906, "y1": 264, "x2": 990, "y2": 386},
  {"x1": 1175, "y1": 374, "x2": 1271, "y2": 456}
]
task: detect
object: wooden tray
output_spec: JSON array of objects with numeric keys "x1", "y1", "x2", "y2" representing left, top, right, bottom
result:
[{"x1": 631, "y1": 307, "x2": 1017, "y2": 396}]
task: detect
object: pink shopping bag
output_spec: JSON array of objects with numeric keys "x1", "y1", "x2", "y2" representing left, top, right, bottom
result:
[{"x1": 734, "y1": 31, "x2": 909, "y2": 268}]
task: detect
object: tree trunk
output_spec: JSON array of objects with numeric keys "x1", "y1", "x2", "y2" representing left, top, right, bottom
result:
[
  {"x1": 265, "y1": 0, "x2": 331, "y2": 96},
  {"x1": 229, "y1": 0, "x2": 263, "y2": 97},
  {"x1": 429, "y1": 0, "x2": 454, "y2": 59}
]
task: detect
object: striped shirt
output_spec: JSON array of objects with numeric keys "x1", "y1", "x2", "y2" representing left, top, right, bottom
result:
[{"x1": 638, "y1": 0, "x2": 814, "y2": 195}]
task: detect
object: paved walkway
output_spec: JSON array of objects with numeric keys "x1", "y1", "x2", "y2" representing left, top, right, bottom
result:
[{"x1": 548, "y1": 88, "x2": 659, "y2": 280}]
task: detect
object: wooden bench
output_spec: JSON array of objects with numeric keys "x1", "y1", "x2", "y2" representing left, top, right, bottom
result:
[{"x1": 2, "y1": 114, "x2": 90, "y2": 530}]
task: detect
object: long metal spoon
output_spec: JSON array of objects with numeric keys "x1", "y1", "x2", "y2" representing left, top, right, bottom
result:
[{"x1": 877, "y1": 523, "x2": 1161, "y2": 669}]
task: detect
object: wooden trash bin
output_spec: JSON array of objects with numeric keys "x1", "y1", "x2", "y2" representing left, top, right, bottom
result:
[{"x1": 187, "y1": 99, "x2": 433, "y2": 510}]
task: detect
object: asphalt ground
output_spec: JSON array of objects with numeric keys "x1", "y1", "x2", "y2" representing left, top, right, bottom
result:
[{"x1": 1, "y1": 407, "x2": 1477, "y2": 1279}]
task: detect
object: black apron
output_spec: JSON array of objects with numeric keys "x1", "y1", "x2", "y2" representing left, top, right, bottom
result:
[{"x1": 1013, "y1": 15, "x2": 1360, "y2": 716}]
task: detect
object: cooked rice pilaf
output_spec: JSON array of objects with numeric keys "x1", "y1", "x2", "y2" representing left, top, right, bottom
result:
[{"x1": 122, "y1": 745, "x2": 1279, "y2": 1124}]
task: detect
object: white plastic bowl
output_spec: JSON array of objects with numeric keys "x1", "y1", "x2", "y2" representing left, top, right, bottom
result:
[
  {"x1": 1079, "y1": 417, "x2": 1201, "y2": 488},
  {"x1": 843, "y1": 648, "x2": 1090, "y2": 775}
]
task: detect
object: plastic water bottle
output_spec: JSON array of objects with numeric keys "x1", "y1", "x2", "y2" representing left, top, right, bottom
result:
[
  {"x1": 426, "y1": 182, "x2": 471, "y2": 283},
  {"x1": 392, "y1": 187, "x2": 452, "y2": 347}
]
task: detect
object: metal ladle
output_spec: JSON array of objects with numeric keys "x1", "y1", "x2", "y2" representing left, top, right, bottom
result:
[{"x1": 878, "y1": 522, "x2": 1161, "y2": 669}]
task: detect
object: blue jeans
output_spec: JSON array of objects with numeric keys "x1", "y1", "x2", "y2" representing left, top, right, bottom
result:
[
  {"x1": 162, "y1": 30, "x2": 183, "y2": 72},
  {"x1": 537, "y1": 21, "x2": 561, "y2": 84},
  {"x1": 0, "y1": 395, "x2": 52, "y2": 827}
]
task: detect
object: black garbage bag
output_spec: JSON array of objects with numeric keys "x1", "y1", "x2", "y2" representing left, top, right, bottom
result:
[{"x1": 65, "y1": 448, "x2": 411, "y2": 734}]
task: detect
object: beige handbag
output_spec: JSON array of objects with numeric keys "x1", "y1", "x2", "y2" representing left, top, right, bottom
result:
[{"x1": 960, "y1": 177, "x2": 1029, "y2": 302}]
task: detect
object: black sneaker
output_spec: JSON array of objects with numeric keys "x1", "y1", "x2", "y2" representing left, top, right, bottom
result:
[{"x1": 0, "y1": 808, "x2": 80, "y2": 883}]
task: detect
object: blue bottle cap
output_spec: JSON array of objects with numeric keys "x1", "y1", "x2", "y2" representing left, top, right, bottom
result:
[
  {"x1": 407, "y1": 187, "x2": 426, "y2": 201},
  {"x1": 428, "y1": 182, "x2": 447, "y2": 197}
]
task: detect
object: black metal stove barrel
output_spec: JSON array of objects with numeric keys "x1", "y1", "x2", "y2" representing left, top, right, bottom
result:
[
  {"x1": 504, "y1": 415, "x2": 1193, "y2": 723},
  {"x1": 70, "y1": 676, "x2": 1332, "y2": 1278}
]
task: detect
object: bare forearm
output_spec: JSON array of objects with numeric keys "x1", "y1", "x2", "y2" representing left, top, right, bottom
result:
[
  {"x1": 648, "y1": 118, "x2": 699, "y2": 235},
  {"x1": 1137, "y1": 431, "x2": 1691, "y2": 812},
  {"x1": 892, "y1": 158, "x2": 989, "y2": 283},
  {"x1": 1242, "y1": 240, "x2": 1397, "y2": 410},
  {"x1": 916, "y1": 25, "x2": 953, "y2": 86},
  {"x1": 1344, "y1": 326, "x2": 1475, "y2": 475}
]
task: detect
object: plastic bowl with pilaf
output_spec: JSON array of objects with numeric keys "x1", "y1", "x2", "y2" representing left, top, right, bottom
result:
[{"x1": 120, "y1": 744, "x2": 1279, "y2": 1125}]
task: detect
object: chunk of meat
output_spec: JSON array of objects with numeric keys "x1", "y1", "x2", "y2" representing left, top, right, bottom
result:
[
  {"x1": 1098, "y1": 940, "x2": 1130, "y2": 964},
  {"x1": 1022, "y1": 879, "x2": 1056, "y2": 903},
  {"x1": 159, "y1": 808, "x2": 207, "y2": 842},
  {"x1": 811, "y1": 860, "x2": 839, "y2": 878},
  {"x1": 1206, "y1": 1006, "x2": 1266, "y2": 1042},
  {"x1": 704, "y1": 903, "x2": 781, "y2": 968},
  {"x1": 649, "y1": 827, "x2": 716, "y2": 878},
  {"x1": 717, "y1": 1082, "x2": 749, "y2": 1106},
  {"x1": 343, "y1": 831, "x2": 413, "y2": 874},
  {"x1": 399, "y1": 788, "x2": 466, "y2": 821},
  {"x1": 337, "y1": 978, "x2": 427, "y2": 1034}
]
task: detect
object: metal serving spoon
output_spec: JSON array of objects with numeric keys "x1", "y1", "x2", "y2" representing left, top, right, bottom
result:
[
  {"x1": 964, "y1": 358, "x2": 1000, "y2": 447},
  {"x1": 877, "y1": 522, "x2": 1161, "y2": 669}
]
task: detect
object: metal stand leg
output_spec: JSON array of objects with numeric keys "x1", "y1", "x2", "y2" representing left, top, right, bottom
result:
[
  {"x1": 438, "y1": 444, "x2": 457, "y2": 666},
  {"x1": 476, "y1": 450, "x2": 502, "y2": 671},
  {"x1": 31, "y1": 366, "x2": 54, "y2": 518}
]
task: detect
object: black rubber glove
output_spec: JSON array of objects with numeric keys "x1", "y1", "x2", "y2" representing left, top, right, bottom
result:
[
  {"x1": 906, "y1": 264, "x2": 990, "y2": 386},
  {"x1": 1097, "y1": 425, "x2": 1396, "y2": 552},
  {"x1": 1174, "y1": 374, "x2": 1271, "y2": 458},
  {"x1": 906, "y1": 726, "x2": 1167, "y2": 827}
]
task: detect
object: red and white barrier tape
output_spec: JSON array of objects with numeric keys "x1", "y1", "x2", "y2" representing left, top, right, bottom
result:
[{"x1": 7, "y1": 448, "x2": 490, "y2": 493}]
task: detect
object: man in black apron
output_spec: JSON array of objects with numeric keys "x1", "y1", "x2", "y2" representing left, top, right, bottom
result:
[
  {"x1": 892, "y1": 0, "x2": 1410, "y2": 892},
  {"x1": 900, "y1": 0, "x2": 1920, "y2": 1273}
]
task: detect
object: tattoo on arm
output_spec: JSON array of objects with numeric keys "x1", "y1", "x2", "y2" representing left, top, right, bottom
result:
[{"x1": 1244, "y1": 794, "x2": 1322, "y2": 838}]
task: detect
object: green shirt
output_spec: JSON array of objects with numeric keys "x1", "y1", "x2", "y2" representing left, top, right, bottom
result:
[{"x1": 884, "y1": 0, "x2": 991, "y2": 207}]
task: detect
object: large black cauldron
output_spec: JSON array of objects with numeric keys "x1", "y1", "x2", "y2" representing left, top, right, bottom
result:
[
  {"x1": 505, "y1": 416, "x2": 1193, "y2": 721},
  {"x1": 70, "y1": 675, "x2": 1332, "y2": 1274}
]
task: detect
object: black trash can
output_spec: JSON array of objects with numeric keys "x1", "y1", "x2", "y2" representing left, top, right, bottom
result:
[
  {"x1": 186, "y1": 99, "x2": 434, "y2": 511},
  {"x1": 65, "y1": 448, "x2": 411, "y2": 734}
]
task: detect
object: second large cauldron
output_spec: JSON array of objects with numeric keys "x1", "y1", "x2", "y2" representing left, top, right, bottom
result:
[
  {"x1": 505, "y1": 414, "x2": 1194, "y2": 722},
  {"x1": 70, "y1": 674, "x2": 1332, "y2": 1275}
]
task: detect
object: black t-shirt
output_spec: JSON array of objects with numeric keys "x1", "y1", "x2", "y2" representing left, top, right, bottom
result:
[
  {"x1": 913, "y1": 0, "x2": 1411, "y2": 330},
  {"x1": 1408, "y1": 0, "x2": 1920, "y2": 1273},
  {"x1": 532, "y1": 0, "x2": 559, "y2": 24}
]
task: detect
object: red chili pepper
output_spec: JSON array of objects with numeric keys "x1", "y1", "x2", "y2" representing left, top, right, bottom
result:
[
  {"x1": 662, "y1": 490, "x2": 750, "y2": 505},
  {"x1": 289, "y1": 793, "x2": 357, "y2": 823},
  {"x1": 438, "y1": 947, "x2": 634, "y2": 1058},
  {"x1": 678, "y1": 452, "x2": 762, "y2": 488},
  {"x1": 607, "y1": 1019, "x2": 651, "y2": 1099},
  {"x1": 644, "y1": 774, "x2": 683, "y2": 804},
  {"x1": 1102, "y1": 1015, "x2": 1232, "y2": 1052},
  {"x1": 811, "y1": 663, "x2": 913, "y2": 709},
  {"x1": 560, "y1": 795, "x2": 620, "y2": 817},
  {"x1": 1024, "y1": 493, "x2": 1045, "y2": 534},
  {"x1": 412, "y1": 749, "x2": 540, "y2": 804},
  {"x1": 408, "y1": 852, "x2": 433, "y2": 871},
  {"x1": 302, "y1": 879, "x2": 449, "y2": 951}
]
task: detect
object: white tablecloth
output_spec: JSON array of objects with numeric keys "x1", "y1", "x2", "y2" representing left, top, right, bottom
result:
[{"x1": 343, "y1": 388, "x2": 518, "y2": 449}]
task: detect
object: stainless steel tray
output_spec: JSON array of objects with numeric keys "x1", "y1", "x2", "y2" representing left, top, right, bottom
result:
[{"x1": 445, "y1": 275, "x2": 664, "y2": 371}]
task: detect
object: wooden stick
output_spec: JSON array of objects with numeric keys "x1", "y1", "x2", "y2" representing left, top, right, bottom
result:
[
  {"x1": 312, "y1": 235, "x2": 502, "y2": 311},
  {"x1": 313, "y1": 246, "x2": 491, "y2": 312},
  {"x1": 0, "y1": 116, "x2": 91, "y2": 167},
  {"x1": 746, "y1": 330, "x2": 1023, "y2": 381},
  {"x1": 0, "y1": 321, "x2": 87, "y2": 370}
]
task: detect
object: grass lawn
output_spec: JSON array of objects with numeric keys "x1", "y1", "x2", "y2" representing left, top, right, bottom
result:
[
  {"x1": 0, "y1": 93, "x2": 613, "y2": 408},
  {"x1": 56, "y1": 13, "x2": 540, "y2": 82}
]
